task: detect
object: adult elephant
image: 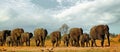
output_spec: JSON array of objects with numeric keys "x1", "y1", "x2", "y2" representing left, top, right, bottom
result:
[
  {"x1": 80, "y1": 33, "x2": 90, "y2": 47},
  {"x1": 0, "y1": 30, "x2": 11, "y2": 46},
  {"x1": 90, "y1": 25, "x2": 110, "y2": 47},
  {"x1": 11, "y1": 28, "x2": 24, "y2": 46},
  {"x1": 50, "y1": 31, "x2": 61, "y2": 47},
  {"x1": 62, "y1": 34, "x2": 70, "y2": 47},
  {"x1": 69, "y1": 28, "x2": 83, "y2": 47},
  {"x1": 20, "y1": 32, "x2": 33, "y2": 46},
  {"x1": 34, "y1": 28, "x2": 48, "y2": 47}
]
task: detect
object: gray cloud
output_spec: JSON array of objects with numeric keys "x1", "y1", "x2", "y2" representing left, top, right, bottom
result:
[{"x1": 0, "y1": 0, "x2": 120, "y2": 34}]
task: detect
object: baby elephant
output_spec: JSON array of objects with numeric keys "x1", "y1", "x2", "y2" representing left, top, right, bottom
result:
[
  {"x1": 80, "y1": 33, "x2": 90, "y2": 47},
  {"x1": 6, "y1": 36, "x2": 12, "y2": 46},
  {"x1": 20, "y1": 32, "x2": 33, "y2": 46},
  {"x1": 62, "y1": 34, "x2": 70, "y2": 47}
]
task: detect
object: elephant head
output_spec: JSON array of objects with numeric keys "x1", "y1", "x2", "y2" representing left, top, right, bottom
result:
[{"x1": 103, "y1": 25, "x2": 110, "y2": 46}]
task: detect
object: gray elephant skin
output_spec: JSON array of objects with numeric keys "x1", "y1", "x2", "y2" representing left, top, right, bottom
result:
[
  {"x1": 90, "y1": 25, "x2": 110, "y2": 47},
  {"x1": 34, "y1": 28, "x2": 48, "y2": 47}
]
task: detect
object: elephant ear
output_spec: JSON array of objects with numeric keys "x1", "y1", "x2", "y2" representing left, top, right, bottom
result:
[
  {"x1": 104, "y1": 25, "x2": 109, "y2": 31},
  {"x1": 29, "y1": 33, "x2": 33, "y2": 38}
]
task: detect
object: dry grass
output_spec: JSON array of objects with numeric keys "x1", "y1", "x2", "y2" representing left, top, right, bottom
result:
[{"x1": 0, "y1": 37, "x2": 120, "y2": 52}]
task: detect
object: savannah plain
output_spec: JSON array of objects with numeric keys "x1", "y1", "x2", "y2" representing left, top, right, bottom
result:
[{"x1": 0, "y1": 34, "x2": 120, "y2": 52}]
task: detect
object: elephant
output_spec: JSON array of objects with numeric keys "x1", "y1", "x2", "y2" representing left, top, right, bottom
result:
[
  {"x1": 50, "y1": 31, "x2": 61, "y2": 47},
  {"x1": 90, "y1": 25, "x2": 110, "y2": 47},
  {"x1": 69, "y1": 28, "x2": 83, "y2": 47},
  {"x1": 0, "y1": 30, "x2": 11, "y2": 46},
  {"x1": 6, "y1": 36, "x2": 12, "y2": 46},
  {"x1": 20, "y1": 32, "x2": 33, "y2": 46},
  {"x1": 80, "y1": 33, "x2": 90, "y2": 47},
  {"x1": 62, "y1": 34, "x2": 70, "y2": 47},
  {"x1": 34, "y1": 28, "x2": 48, "y2": 47},
  {"x1": 11, "y1": 28, "x2": 24, "y2": 46}
]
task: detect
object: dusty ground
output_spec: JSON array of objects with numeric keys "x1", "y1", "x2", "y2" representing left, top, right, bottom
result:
[
  {"x1": 0, "y1": 38, "x2": 120, "y2": 52},
  {"x1": 0, "y1": 46, "x2": 120, "y2": 52}
]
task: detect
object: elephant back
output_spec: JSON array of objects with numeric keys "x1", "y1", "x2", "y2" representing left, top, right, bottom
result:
[
  {"x1": 21, "y1": 32, "x2": 29, "y2": 39},
  {"x1": 51, "y1": 31, "x2": 61, "y2": 41},
  {"x1": 34, "y1": 28, "x2": 47, "y2": 39},
  {"x1": 70, "y1": 28, "x2": 83, "y2": 38},
  {"x1": 11, "y1": 28, "x2": 24, "y2": 37},
  {"x1": 2, "y1": 30, "x2": 11, "y2": 40},
  {"x1": 11, "y1": 28, "x2": 24, "y2": 40},
  {"x1": 3, "y1": 30, "x2": 11, "y2": 36}
]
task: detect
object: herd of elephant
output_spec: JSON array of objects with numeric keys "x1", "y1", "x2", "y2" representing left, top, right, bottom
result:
[{"x1": 0, "y1": 24, "x2": 110, "y2": 47}]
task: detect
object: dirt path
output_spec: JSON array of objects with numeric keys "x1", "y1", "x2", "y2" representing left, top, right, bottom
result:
[{"x1": 0, "y1": 46, "x2": 119, "y2": 52}]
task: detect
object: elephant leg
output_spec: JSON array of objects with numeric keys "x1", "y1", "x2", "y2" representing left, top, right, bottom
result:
[
  {"x1": 56, "y1": 40, "x2": 59, "y2": 47},
  {"x1": 81, "y1": 41, "x2": 83, "y2": 47},
  {"x1": 76, "y1": 39, "x2": 80, "y2": 47},
  {"x1": 52, "y1": 40, "x2": 55, "y2": 47},
  {"x1": 28, "y1": 40, "x2": 30, "y2": 46},
  {"x1": 26, "y1": 41, "x2": 30, "y2": 46},
  {"x1": 41, "y1": 38, "x2": 45, "y2": 47},
  {"x1": 7, "y1": 42, "x2": 10, "y2": 46},
  {"x1": 43, "y1": 38, "x2": 46, "y2": 47},
  {"x1": 81, "y1": 41, "x2": 84, "y2": 47},
  {"x1": 1, "y1": 42, "x2": 3, "y2": 46},
  {"x1": 101, "y1": 35, "x2": 105, "y2": 47},
  {"x1": 66, "y1": 41, "x2": 69, "y2": 47},
  {"x1": 26, "y1": 41, "x2": 27, "y2": 46},
  {"x1": 71, "y1": 40, "x2": 74, "y2": 46},
  {"x1": 35, "y1": 40, "x2": 37, "y2": 46},
  {"x1": 88, "y1": 41, "x2": 90, "y2": 46},
  {"x1": 91, "y1": 39, "x2": 94, "y2": 47},
  {"x1": 101, "y1": 39, "x2": 104, "y2": 47},
  {"x1": 36, "y1": 40, "x2": 39, "y2": 46},
  {"x1": 94, "y1": 40, "x2": 97, "y2": 47},
  {"x1": 11, "y1": 41, "x2": 13, "y2": 46},
  {"x1": 63, "y1": 41, "x2": 65, "y2": 46},
  {"x1": 86, "y1": 42, "x2": 88, "y2": 47},
  {"x1": 107, "y1": 34, "x2": 110, "y2": 46},
  {"x1": 41, "y1": 40, "x2": 44, "y2": 47},
  {"x1": 42, "y1": 40, "x2": 45, "y2": 47},
  {"x1": 86, "y1": 41, "x2": 90, "y2": 47},
  {"x1": 37, "y1": 40, "x2": 40, "y2": 46},
  {"x1": 52, "y1": 43, "x2": 55, "y2": 47},
  {"x1": 16, "y1": 40, "x2": 19, "y2": 46}
]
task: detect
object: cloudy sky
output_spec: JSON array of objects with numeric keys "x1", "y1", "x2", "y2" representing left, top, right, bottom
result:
[{"x1": 0, "y1": 0, "x2": 120, "y2": 34}]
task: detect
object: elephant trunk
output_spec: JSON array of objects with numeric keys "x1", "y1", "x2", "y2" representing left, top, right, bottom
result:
[
  {"x1": 106, "y1": 32, "x2": 110, "y2": 46},
  {"x1": 107, "y1": 33, "x2": 110, "y2": 46}
]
